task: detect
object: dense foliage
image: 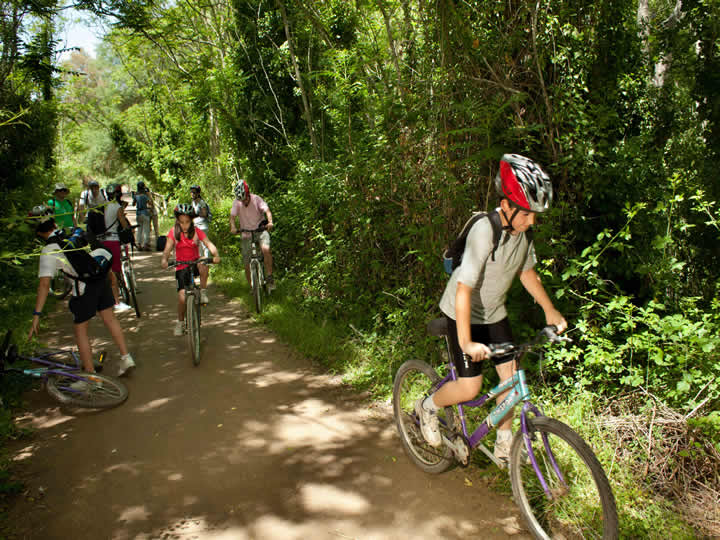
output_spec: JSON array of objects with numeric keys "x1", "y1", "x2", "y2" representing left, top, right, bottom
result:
[{"x1": 2, "y1": 0, "x2": 719, "y2": 533}]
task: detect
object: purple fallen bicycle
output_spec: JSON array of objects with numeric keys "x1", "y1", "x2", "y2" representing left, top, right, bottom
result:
[
  {"x1": 392, "y1": 321, "x2": 618, "y2": 539},
  {"x1": 0, "y1": 331, "x2": 128, "y2": 409}
]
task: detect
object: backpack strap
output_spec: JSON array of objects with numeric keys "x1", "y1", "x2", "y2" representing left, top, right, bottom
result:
[{"x1": 487, "y1": 211, "x2": 503, "y2": 262}]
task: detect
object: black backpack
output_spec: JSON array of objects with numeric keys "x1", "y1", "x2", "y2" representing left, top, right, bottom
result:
[
  {"x1": 49, "y1": 228, "x2": 112, "y2": 283},
  {"x1": 442, "y1": 211, "x2": 534, "y2": 274}
]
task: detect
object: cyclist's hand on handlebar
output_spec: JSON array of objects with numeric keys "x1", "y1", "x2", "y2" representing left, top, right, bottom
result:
[
  {"x1": 161, "y1": 258, "x2": 169, "y2": 270},
  {"x1": 230, "y1": 227, "x2": 237, "y2": 235},
  {"x1": 212, "y1": 255, "x2": 221, "y2": 264},
  {"x1": 267, "y1": 222, "x2": 274, "y2": 231},
  {"x1": 463, "y1": 341, "x2": 492, "y2": 362},
  {"x1": 545, "y1": 308, "x2": 568, "y2": 334}
]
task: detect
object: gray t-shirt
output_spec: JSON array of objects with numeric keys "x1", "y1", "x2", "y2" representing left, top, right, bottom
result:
[{"x1": 439, "y1": 210, "x2": 536, "y2": 324}]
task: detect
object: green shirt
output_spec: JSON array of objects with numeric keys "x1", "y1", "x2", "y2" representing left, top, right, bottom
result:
[{"x1": 47, "y1": 198, "x2": 75, "y2": 229}]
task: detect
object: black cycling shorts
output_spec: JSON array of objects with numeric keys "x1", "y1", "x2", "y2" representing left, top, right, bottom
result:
[
  {"x1": 175, "y1": 267, "x2": 199, "y2": 291},
  {"x1": 68, "y1": 278, "x2": 115, "y2": 324},
  {"x1": 446, "y1": 316, "x2": 514, "y2": 378}
]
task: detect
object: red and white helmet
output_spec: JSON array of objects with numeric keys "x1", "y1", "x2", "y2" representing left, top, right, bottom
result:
[
  {"x1": 494, "y1": 154, "x2": 553, "y2": 213},
  {"x1": 234, "y1": 180, "x2": 250, "y2": 200}
]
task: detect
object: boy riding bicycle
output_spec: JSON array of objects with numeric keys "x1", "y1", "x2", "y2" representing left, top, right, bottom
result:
[
  {"x1": 417, "y1": 154, "x2": 567, "y2": 465},
  {"x1": 160, "y1": 204, "x2": 220, "y2": 336},
  {"x1": 229, "y1": 180, "x2": 275, "y2": 291}
]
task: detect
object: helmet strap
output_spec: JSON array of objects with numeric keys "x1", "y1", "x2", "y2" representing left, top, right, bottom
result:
[{"x1": 500, "y1": 205, "x2": 520, "y2": 232}]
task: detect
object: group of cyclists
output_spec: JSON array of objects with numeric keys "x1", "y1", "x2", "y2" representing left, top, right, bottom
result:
[
  {"x1": 26, "y1": 179, "x2": 276, "y2": 382},
  {"x1": 26, "y1": 154, "x2": 566, "y2": 465}
]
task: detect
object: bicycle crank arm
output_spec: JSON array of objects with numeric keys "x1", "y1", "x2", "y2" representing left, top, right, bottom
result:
[{"x1": 441, "y1": 433, "x2": 472, "y2": 467}]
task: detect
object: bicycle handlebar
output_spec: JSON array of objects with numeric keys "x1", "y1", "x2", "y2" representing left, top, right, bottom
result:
[
  {"x1": 463, "y1": 325, "x2": 572, "y2": 361},
  {"x1": 168, "y1": 257, "x2": 214, "y2": 268}
]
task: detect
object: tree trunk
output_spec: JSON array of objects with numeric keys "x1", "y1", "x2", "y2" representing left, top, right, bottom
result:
[{"x1": 276, "y1": 0, "x2": 318, "y2": 157}]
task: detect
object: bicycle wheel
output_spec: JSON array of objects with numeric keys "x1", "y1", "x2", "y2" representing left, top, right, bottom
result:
[
  {"x1": 392, "y1": 360, "x2": 455, "y2": 474},
  {"x1": 50, "y1": 272, "x2": 72, "y2": 299},
  {"x1": 510, "y1": 416, "x2": 618, "y2": 540},
  {"x1": 46, "y1": 372, "x2": 128, "y2": 408},
  {"x1": 122, "y1": 262, "x2": 140, "y2": 318},
  {"x1": 251, "y1": 262, "x2": 263, "y2": 313},
  {"x1": 118, "y1": 273, "x2": 130, "y2": 305},
  {"x1": 186, "y1": 295, "x2": 201, "y2": 366}
]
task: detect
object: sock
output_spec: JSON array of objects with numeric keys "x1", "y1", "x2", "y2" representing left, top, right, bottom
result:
[
  {"x1": 121, "y1": 353, "x2": 132, "y2": 361},
  {"x1": 496, "y1": 429, "x2": 512, "y2": 442},
  {"x1": 422, "y1": 395, "x2": 440, "y2": 412}
]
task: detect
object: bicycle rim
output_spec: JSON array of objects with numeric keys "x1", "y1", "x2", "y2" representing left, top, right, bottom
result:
[
  {"x1": 46, "y1": 372, "x2": 129, "y2": 408},
  {"x1": 186, "y1": 298, "x2": 201, "y2": 365},
  {"x1": 510, "y1": 416, "x2": 619, "y2": 540},
  {"x1": 392, "y1": 360, "x2": 455, "y2": 474}
]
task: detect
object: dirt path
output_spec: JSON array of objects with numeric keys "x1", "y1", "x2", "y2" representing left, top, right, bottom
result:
[{"x1": 5, "y1": 225, "x2": 530, "y2": 539}]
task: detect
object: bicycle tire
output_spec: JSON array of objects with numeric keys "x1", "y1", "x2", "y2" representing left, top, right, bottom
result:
[
  {"x1": 45, "y1": 372, "x2": 128, "y2": 408},
  {"x1": 392, "y1": 360, "x2": 455, "y2": 474},
  {"x1": 186, "y1": 295, "x2": 201, "y2": 366},
  {"x1": 122, "y1": 263, "x2": 140, "y2": 318},
  {"x1": 118, "y1": 273, "x2": 130, "y2": 306},
  {"x1": 251, "y1": 262, "x2": 263, "y2": 313},
  {"x1": 510, "y1": 416, "x2": 619, "y2": 540}
]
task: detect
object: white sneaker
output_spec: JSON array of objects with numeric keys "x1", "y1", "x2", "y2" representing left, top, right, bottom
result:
[
  {"x1": 494, "y1": 438, "x2": 512, "y2": 467},
  {"x1": 117, "y1": 353, "x2": 135, "y2": 376},
  {"x1": 173, "y1": 320, "x2": 184, "y2": 336},
  {"x1": 415, "y1": 397, "x2": 442, "y2": 447},
  {"x1": 200, "y1": 290, "x2": 209, "y2": 304},
  {"x1": 114, "y1": 302, "x2": 132, "y2": 313}
]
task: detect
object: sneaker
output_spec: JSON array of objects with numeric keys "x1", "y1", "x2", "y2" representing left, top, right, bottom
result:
[
  {"x1": 114, "y1": 302, "x2": 132, "y2": 313},
  {"x1": 117, "y1": 353, "x2": 135, "y2": 377},
  {"x1": 494, "y1": 437, "x2": 512, "y2": 467},
  {"x1": 173, "y1": 320, "x2": 184, "y2": 336},
  {"x1": 200, "y1": 289, "x2": 209, "y2": 304},
  {"x1": 414, "y1": 397, "x2": 442, "y2": 447},
  {"x1": 266, "y1": 275, "x2": 276, "y2": 292}
]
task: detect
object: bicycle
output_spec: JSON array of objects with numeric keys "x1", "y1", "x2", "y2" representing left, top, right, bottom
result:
[
  {"x1": 237, "y1": 223, "x2": 269, "y2": 313},
  {"x1": 117, "y1": 240, "x2": 140, "y2": 318},
  {"x1": 0, "y1": 331, "x2": 128, "y2": 409},
  {"x1": 393, "y1": 320, "x2": 618, "y2": 539},
  {"x1": 168, "y1": 257, "x2": 213, "y2": 366}
]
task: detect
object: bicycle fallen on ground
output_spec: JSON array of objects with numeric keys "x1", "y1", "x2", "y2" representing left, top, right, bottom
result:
[{"x1": 0, "y1": 331, "x2": 128, "y2": 409}]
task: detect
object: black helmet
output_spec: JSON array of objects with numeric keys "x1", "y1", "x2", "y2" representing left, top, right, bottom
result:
[{"x1": 190, "y1": 185, "x2": 201, "y2": 193}]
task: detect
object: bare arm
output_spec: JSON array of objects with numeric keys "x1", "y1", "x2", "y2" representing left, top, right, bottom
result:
[
  {"x1": 28, "y1": 277, "x2": 51, "y2": 339},
  {"x1": 519, "y1": 268, "x2": 567, "y2": 332},
  {"x1": 265, "y1": 209, "x2": 274, "y2": 231},
  {"x1": 455, "y1": 282, "x2": 491, "y2": 362},
  {"x1": 201, "y1": 236, "x2": 221, "y2": 263},
  {"x1": 229, "y1": 213, "x2": 237, "y2": 234},
  {"x1": 117, "y1": 206, "x2": 130, "y2": 229},
  {"x1": 161, "y1": 235, "x2": 174, "y2": 269}
]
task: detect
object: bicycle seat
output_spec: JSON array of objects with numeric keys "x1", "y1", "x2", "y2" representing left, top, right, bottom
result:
[{"x1": 427, "y1": 318, "x2": 449, "y2": 337}]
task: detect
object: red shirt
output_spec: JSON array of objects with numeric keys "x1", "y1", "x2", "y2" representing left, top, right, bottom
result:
[{"x1": 167, "y1": 228, "x2": 207, "y2": 270}]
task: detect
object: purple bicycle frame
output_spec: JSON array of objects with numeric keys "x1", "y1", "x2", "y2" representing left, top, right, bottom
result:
[{"x1": 431, "y1": 363, "x2": 566, "y2": 498}]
